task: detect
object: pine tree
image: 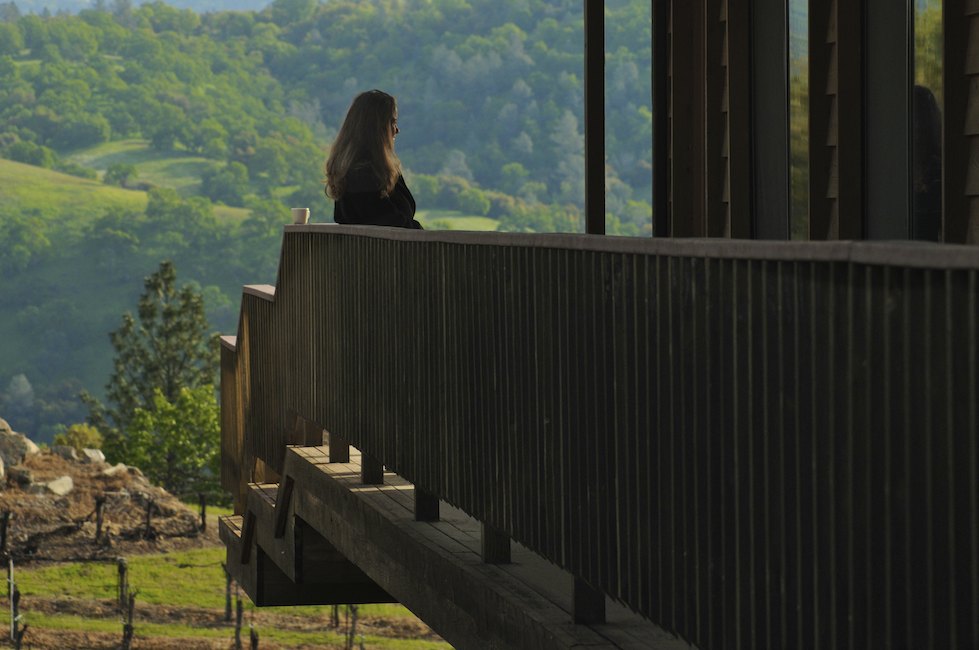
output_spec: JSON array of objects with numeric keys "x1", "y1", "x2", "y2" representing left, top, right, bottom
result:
[{"x1": 82, "y1": 260, "x2": 218, "y2": 464}]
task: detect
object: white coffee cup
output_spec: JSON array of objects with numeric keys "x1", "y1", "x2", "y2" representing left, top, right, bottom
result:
[{"x1": 291, "y1": 208, "x2": 310, "y2": 225}]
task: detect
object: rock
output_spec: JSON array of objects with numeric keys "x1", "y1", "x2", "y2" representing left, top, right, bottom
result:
[
  {"x1": 0, "y1": 455, "x2": 5, "y2": 484},
  {"x1": 101, "y1": 463, "x2": 129, "y2": 477},
  {"x1": 51, "y1": 445, "x2": 80, "y2": 461},
  {"x1": 81, "y1": 448, "x2": 106, "y2": 464},
  {"x1": 0, "y1": 418, "x2": 40, "y2": 467},
  {"x1": 44, "y1": 476, "x2": 74, "y2": 496},
  {"x1": 7, "y1": 467, "x2": 33, "y2": 488}
]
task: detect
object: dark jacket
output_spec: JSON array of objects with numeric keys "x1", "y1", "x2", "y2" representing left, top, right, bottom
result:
[{"x1": 333, "y1": 166, "x2": 421, "y2": 229}]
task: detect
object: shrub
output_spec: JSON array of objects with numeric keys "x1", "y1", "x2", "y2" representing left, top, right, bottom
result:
[{"x1": 53, "y1": 423, "x2": 103, "y2": 451}]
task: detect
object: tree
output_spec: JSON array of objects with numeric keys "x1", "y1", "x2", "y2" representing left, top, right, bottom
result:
[
  {"x1": 83, "y1": 260, "x2": 217, "y2": 442},
  {"x1": 104, "y1": 162, "x2": 137, "y2": 187},
  {"x1": 124, "y1": 385, "x2": 220, "y2": 498}
]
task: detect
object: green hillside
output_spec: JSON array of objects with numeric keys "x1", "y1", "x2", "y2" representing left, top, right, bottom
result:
[
  {"x1": 0, "y1": 158, "x2": 147, "y2": 233},
  {"x1": 66, "y1": 139, "x2": 222, "y2": 199}
]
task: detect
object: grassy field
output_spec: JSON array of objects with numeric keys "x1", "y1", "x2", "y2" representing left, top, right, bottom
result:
[
  {"x1": 414, "y1": 210, "x2": 498, "y2": 231},
  {"x1": 0, "y1": 155, "x2": 248, "y2": 229},
  {"x1": 14, "y1": 547, "x2": 449, "y2": 648},
  {"x1": 0, "y1": 158, "x2": 148, "y2": 235},
  {"x1": 66, "y1": 140, "x2": 215, "y2": 198}
]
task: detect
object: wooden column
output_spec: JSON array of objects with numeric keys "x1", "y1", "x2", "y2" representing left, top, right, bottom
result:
[
  {"x1": 584, "y1": 0, "x2": 605, "y2": 235},
  {"x1": 706, "y1": 0, "x2": 733, "y2": 237},
  {"x1": 750, "y1": 0, "x2": 790, "y2": 239},
  {"x1": 652, "y1": 0, "x2": 670, "y2": 236},
  {"x1": 726, "y1": 0, "x2": 754, "y2": 238},
  {"x1": 864, "y1": 0, "x2": 913, "y2": 239},
  {"x1": 944, "y1": 0, "x2": 979, "y2": 243},
  {"x1": 670, "y1": 0, "x2": 707, "y2": 236},
  {"x1": 810, "y1": 0, "x2": 865, "y2": 240}
]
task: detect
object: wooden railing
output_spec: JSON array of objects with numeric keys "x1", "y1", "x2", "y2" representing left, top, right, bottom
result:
[{"x1": 221, "y1": 224, "x2": 979, "y2": 649}]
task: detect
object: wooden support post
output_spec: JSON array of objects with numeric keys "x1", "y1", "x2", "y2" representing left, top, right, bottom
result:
[
  {"x1": 414, "y1": 488, "x2": 439, "y2": 522},
  {"x1": 199, "y1": 493, "x2": 207, "y2": 532},
  {"x1": 329, "y1": 432, "x2": 349, "y2": 463},
  {"x1": 143, "y1": 499, "x2": 154, "y2": 539},
  {"x1": 480, "y1": 523, "x2": 511, "y2": 564},
  {"x1": 235, "y1": 596, "x2": 244, "y2": 650},
  {"x1": 121, "y1": 593, "x2": 135, "y2": 650},
  {"x1": 0, "y1": 511, "x2": 10, "y2": 554},
  {"x1": 117, "y1": 558, "x2": 128, "y2": 611},
  {"x1": 6, "y1": 557, "x2": 12, "y2": 642},
  {"x1": 223, "y1": 563, "x2": 233, "y2": 622},
  {"x1": 250, "y1": 626, "x2": 259, "y2": 650},
  {"x1": 11, "y1": 587, "x2": 19, "y2": 643},
  {"x1": 572, "y1": 577, "x2": 605, "y2": 625},
  {"x1": 95, "y1": 497, "x2": 106, "y2": 542},
  {"x1": 360, "y1": 453, "x2": 383, "y2": 485}
]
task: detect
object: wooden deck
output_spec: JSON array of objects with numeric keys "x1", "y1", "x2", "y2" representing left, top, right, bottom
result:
[{"x1": 221, "y1": 444, "x2": 690, "y2": 650}]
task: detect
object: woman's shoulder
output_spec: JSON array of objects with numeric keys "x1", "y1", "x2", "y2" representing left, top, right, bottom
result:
[{"x1": 345, "y1": 164, "x2": 383, "y2": 193}]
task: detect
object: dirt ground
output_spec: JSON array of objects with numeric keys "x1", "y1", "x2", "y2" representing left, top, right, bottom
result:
[
  {"x1": 0, "y1": 452, "x2": 217, "y2": 563},
  {"x1": 0, "y1": 451, "x2": 444, "y2": 649}
]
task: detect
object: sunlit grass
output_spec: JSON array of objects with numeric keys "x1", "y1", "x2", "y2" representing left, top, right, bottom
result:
[
  {"x1": 15, "y1": 549, "x2": 448, "y2": 648},
  {"x1": 415, "y1": 209, "x2": 499, "y2": 231},
  {"x1": 21, "y1": 611, "x2": 448, "y2": 648},
  {"x1": 0, "y1": 158, "x2": 147, "y2": 235},
  {"x1": 66, "y1": 139, "x2": 214, "y2": 197}
]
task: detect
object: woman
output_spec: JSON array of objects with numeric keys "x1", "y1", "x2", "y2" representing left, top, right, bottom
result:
[{"x1": 324, "y1": 90, "x2": 421, "y2": 229}]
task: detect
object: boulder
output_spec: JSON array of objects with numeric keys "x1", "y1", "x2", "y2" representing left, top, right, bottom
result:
[
  {"x1": 44, "y1": 476, "x2": 74, "y2": 496},
  {"x1": 7, "y1": 467, "x2": 33, "y2": 488},
  {"x1": 51, "y1": 445, "x2": 80, "y2": 461},
  {"x1": 0, "y1": 418, "x2": 40, "y2": 467},
  {"x1": 101, "y1": 463, "x2": 129, "y2": 477},
  {"x1": 81, "y1": 448, "x2": 106, "y2": 464}
]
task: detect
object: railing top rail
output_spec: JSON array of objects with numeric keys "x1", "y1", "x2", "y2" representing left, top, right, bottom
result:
[{"x1": 287, "y1": 223, "x2": 979, "y2": 269}]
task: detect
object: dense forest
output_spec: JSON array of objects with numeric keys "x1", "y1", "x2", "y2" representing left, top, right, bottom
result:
[{"x1": 0, "y1": 0, "x2": 652, "y2": 441}]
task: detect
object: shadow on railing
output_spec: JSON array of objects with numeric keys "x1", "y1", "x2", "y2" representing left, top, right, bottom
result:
[{"x1": 221, "y1": 224, "x2": 979, "y2": 649}]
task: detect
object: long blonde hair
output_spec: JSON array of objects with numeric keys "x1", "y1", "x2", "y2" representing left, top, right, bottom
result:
[{"x1": 324, "y1": 90, "x2": 401, "y2": 200}]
